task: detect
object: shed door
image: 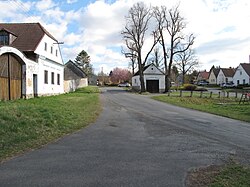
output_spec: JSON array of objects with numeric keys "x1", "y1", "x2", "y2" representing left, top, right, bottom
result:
[
  {"x1": 0, "y1": 54, "x2": 22, "y2": 100},
  {"x1": 146, "y1": 80, "x2": 159, "y2": 93}
]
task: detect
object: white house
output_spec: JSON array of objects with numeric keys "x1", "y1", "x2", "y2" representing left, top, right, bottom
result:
[
  {"x1": 0, "y1": 23, "x2": 64, "y2": 100},
  {"x1": 208, "y1": 66, "x2": 220, "y2": 85},
  {"x1": 132, "y1": 63, "x2": 165, "y2": 93},
  {"x1": 217, "y1": 68, "x2": 235, "y2": 85},
  {"x1": 233, "y1": 63, "x2": 250, "y2": 86}
]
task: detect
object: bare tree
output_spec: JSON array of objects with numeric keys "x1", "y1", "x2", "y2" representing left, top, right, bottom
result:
[
  {"x1": 153, "y1": 5, "x2": 195, "y2": 92},
  {"x1": 153, "y1": 6, "x2": 168, "y2": 88},
  {"x1": 175, "y1": 47, "x2": 199, "y2": 85},
  {"x1": 165, "y1": 5, "x2": 195, "y2": 91},
  {"x1": 122, "y1": 2, "x2": 159, "y2": 92}
]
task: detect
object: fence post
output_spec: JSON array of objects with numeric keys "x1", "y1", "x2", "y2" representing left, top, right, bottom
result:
[
  {"x1": 227, "y1": 92, "x2": 229, "y2": 98},
  {"x1": 218, "y1": 92, "x2": 221, "y2": 98},
  {"x1": 235, "y1": 91, "x2": 237, "y2": 98},
  {"x1": 190, "y1": 91, "x2": 193, "y2": 97},
  {"x1": 180, "y1": 90, "x2": 182, "y2": 97},
  {"x1": 210, "y1": 91, "x2": 213, "y2": 98},
  {"x1": 168, "y1": 91, "x2": 170, "y2": 96},
  {"x1": 200, "y1": 91, "x2": 203, "y2": 98}
]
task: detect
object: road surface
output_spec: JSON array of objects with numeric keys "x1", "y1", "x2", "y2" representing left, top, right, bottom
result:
[{"x1": 0, "y1": 87, "x2": 249, "y2": 187}]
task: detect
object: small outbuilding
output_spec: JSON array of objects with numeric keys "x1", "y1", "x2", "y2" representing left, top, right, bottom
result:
[
  {"x1": 64, "y1": 60, "x2": 88, "y2": 92},
  {"x1": 132, "y1": 63, "x2": 165, "y2": 93}
]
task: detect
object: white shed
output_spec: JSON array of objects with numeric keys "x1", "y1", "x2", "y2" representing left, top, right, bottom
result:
[{"x1": 132, "y1": 64, "x2": 165, "y2": 93}]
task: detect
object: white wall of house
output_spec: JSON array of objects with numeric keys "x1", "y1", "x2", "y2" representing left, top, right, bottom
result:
[
  {"x1": 208, "y1": 71, "x2": 217, "y2": 84},
  {"x1": 0, "y1": 34, "x2": 65, "y2": 99},
  {"x1": 64, "y1": 78, "x2": 88, "y2": 93},
  {"x1": 233, "y1": 64, "x2": 250, "y2": 85},
  {"x1": 34, "y1": 34, "x2": 64, "y2": 96},
  {"x1": 217, "y1": 69, "x2": 233, "y2": 85}
]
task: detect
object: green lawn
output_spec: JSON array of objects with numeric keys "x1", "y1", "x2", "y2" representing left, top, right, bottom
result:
[
  {"x1": 153, "y1": 93, "x2": 250, "y2": 122},
  {"x1": 209, "y1": 163, "x2": 250, "y2": 187},
  {"x1": 0, "y1": 86, "x2": 101, "y2": 162}
]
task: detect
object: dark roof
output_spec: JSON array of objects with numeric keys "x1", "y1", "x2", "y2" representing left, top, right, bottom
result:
[
  {"x1": 212, "y1": 68, "x2": 220, "y2": 77},
  {"x1": 0, "y1": 23, "x2": 57, "y2": 52},
  {"x1": 241, "y1": 63, "x2": 250, "y2": 76},
  {"x1": 133, "y1": 63, "x2": 164, "y2": 76},
  {"x1": 221, "y1": 68, "x2": 235, "y2": 77},
  {"x1": 64, "y1": 60, "x2": 87, "y2": 80}
]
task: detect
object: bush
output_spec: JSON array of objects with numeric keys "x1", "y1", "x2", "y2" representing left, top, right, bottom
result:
[{"x1": 182, "y1": 84, "x2": 197, "y2": 91}]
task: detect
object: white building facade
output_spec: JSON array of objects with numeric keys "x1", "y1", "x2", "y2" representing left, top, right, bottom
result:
[
  {"x1": 0, "y1": 23, "x2": 64, "y2": 100},
  {"x1": 132, "y1": 64, "x2": 165, "y2": 93},
  {"x1": 233, "y1": 63, "x2": 250, "y2": 86}
]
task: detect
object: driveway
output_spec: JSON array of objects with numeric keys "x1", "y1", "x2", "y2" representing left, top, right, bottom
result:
[{"x1": 0, "y1": 87, "x2": 250, "y2": 187}]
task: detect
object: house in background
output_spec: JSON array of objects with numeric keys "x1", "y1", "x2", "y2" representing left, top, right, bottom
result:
[
  {"x1": 64, "y1": 60, "x2": 88, "y2": 92},
  {"x1": 0, "y1": 23, "x2": 64, "y2": 100},
  {"x1": 132, "y1": 63, "x2": 165, "y2": 93},
  {"x1": 217, "y1": 67, "x2": 235, "y2": 85},
  {"x1": 197, "y1": 70, "x2": 209, "y2": 82},
  {"x1": 233, "y1": 63, "x2": 250, "y2": 86},
  {"x1": 208, "y1": 66, "x2": 220, "y2": 85}
]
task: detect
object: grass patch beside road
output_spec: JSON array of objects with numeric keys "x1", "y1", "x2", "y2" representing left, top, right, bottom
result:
[
  {"x1": 186, "y1": 162, "x2": 250, "y2": 187},
  {"x1": 152, "y1": 95, "x2": 250, "y2": 122},
  {"x1": 0, "y1": 86, "x2": 101, "y2": 162}
]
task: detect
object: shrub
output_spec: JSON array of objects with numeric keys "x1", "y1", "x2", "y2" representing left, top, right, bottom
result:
[{"x1": 182, "y1": 84, "x2": 197, "y2": 91}]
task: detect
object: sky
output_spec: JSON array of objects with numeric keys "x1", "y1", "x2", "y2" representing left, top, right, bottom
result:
[{"x1": 1, "y1": 0, "x2": 250, "y2": 74}]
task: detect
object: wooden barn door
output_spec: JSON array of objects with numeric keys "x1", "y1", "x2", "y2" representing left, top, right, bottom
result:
[
  {"x1": 0, "y1": 54, "x2": 22, "y2": 100},
  {"x1": 0, "y1": 54, "x2": 9, "y2": 100}
]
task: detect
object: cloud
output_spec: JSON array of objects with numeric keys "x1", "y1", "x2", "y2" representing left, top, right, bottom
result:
[
  {"x1": 67, "y1": 0, "x2": 78, "y2": 4},
  {"x1": 35, "y1": 0, "x2": 57, "y2": 11}
]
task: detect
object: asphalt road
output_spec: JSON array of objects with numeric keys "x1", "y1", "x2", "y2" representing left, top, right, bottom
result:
[{"x1": 0, "y1": 87, "x2": 250, "y2": 187}]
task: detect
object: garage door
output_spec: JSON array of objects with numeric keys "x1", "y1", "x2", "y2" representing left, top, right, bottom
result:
[
  {"x1": 146, "y1": 80, "x2": 159, "y2": 93},
  {"x1": 0, "y1": 54, "x2": 22, "y2": 101}
]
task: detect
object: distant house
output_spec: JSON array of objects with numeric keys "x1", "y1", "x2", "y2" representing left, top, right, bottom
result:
[
  {"x1": 64, "y1": 60, "x2": 88, "y2": 92},
  {"x1": 208, "y1": 66, "x2": 220, "y2": 85},
  {"x1": 197, "y1": 70, "x2": 209, "y2": 82},
  {"x1": 0, "y1": 23, "x2": 64, "y2": 100},
  {"x1": 233, "y1": 63, "x2": 250, "y2": 86},
  {"x1": 217, "y1": 68, "x2": 235, "y2": 85},
  {"x1": 132, "y1": 63, "x2": 165, "y2": 93}
]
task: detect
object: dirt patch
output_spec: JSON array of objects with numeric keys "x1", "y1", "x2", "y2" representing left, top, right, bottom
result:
[{"x1": 185, "y1": 165, "x2": 223, "y2": 187}]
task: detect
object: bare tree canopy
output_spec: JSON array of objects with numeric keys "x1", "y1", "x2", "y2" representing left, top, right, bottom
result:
[
  {"x1": 153, "y1": 5, "x2": 195, "y2": 92},
  {"x1": 175, "y1": 47, "x2": 199, "y2": 84},
  {"x1": 121, "y1": 2, "x2": 159, "y2": 92}
]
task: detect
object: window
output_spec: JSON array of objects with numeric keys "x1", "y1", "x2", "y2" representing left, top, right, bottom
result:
[
  {"x1": 0, "y1": 31, "x2": 9, "y2": 45},
  {"x1": 51, "y1": 72, "x2": 54, "y2": 84},
  {"x1": 240, "y1": 71, "x2": 242, "y2": 75},
  {"x1": 56, "y1": 49, "x2": 58, "y2": 57},
  {"x1": 237, "y1": 80, "x2": 240, "y2": 85},
  {"x1": 243, "y1": 79, "x2": 245, "y2": 84},
  {"x1": 57, "y1": 74, "x2": 60, "y2": 85},
  {"x1": 51, "y1": 46, "x2": 53, "y2": 54},
  {"x1": 44, "y1": 42, "x2": 47, "y2": 51},
  {"x1": 44, "y1": 70, "x2": 48, "y2": 84}
]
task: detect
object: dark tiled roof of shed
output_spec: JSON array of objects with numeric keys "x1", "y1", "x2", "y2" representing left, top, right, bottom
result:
[
  {"x1": 0, "y1": 23, "x2": 57, "y2": 52},
  {"x1": 64, "y1": 60, "x2": 87, "y2": 80}
]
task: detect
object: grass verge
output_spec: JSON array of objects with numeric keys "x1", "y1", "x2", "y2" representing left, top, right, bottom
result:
[
  {"x1": 0, "y1": 86, "x2": 101, "y2": 162},
  {"x1": 186, "y1": 162, "x2": 250, "y2": 187},
  {"x1": 152, "y1": 94, "x2": 250, "y2": 122}
]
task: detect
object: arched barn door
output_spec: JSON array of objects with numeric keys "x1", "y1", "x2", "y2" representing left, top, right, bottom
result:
[{"x1": 0, "y1": 53, "x2": 22, "y2": 101}]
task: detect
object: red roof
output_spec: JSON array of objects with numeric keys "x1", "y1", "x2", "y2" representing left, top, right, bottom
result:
[
  {"x1": 0, "y1": 23, "x2": 57, "y2": 52},
  {"x1": 198, "y1": 71, "x2": 209, "y2": 79}
]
